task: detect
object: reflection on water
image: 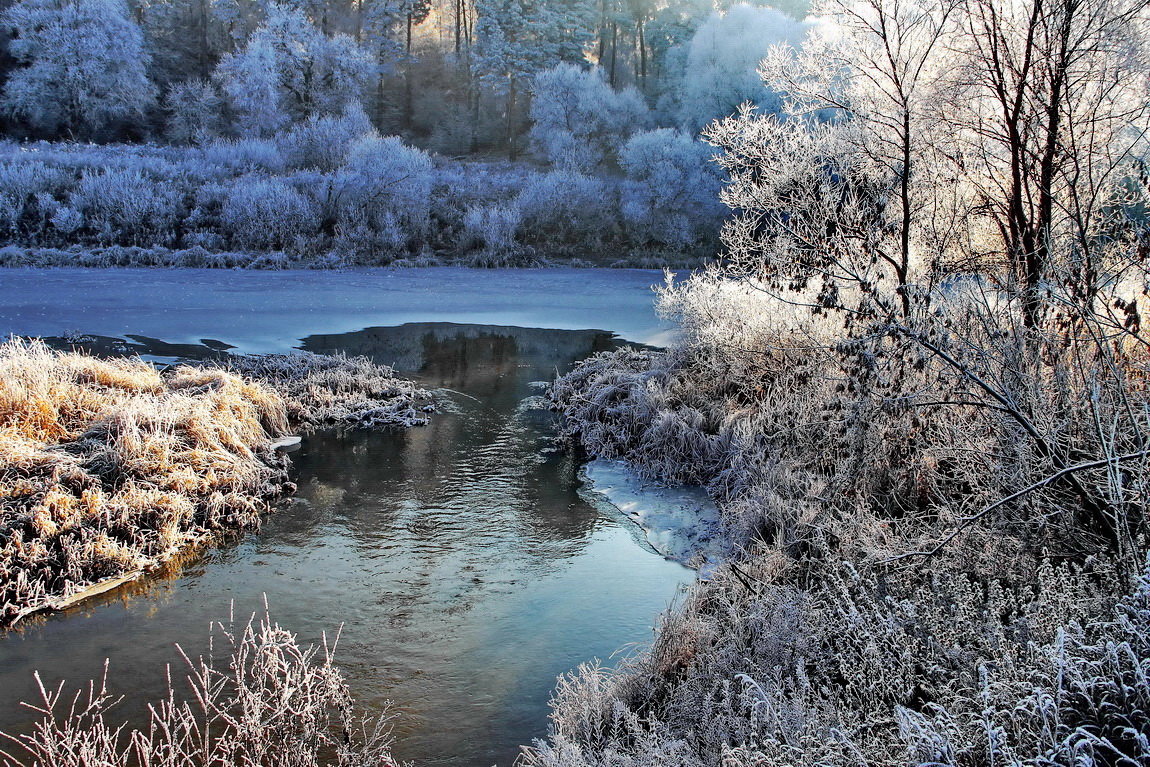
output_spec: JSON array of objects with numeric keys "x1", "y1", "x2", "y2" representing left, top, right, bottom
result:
[{"x1": 0, "y1": 323, "x2": 691, "y2": 767}]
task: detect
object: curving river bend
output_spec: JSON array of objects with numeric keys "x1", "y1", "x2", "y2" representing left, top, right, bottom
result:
[{"x1": 0, "y1": 267, "x2": 692, "y2": 767}]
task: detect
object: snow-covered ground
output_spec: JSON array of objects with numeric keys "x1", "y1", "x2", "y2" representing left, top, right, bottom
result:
[
  {"x1": 580, "y1": 458, "x2": 727, "y2": 570},
  {"x1": 0, "y1": 267, "x2": 678, "y2": 351}
]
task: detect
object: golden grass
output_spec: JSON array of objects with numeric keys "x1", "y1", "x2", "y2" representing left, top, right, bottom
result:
[{"x1": 0, "y1": 338, "x2": 293, "y2": 626}]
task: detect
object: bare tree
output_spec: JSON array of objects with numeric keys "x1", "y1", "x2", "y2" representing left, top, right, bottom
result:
[
  {"x1": 954, "y1": 0, "x2": 1150, "y2": 327},
  {"x1": 706, "y1": 0, "x2": 961, "y2": 322}
]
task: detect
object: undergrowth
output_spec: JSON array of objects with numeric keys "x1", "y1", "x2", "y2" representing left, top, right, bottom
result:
[{"x1": 539, "y1": 268, "x2": 1150, "y2": 765}]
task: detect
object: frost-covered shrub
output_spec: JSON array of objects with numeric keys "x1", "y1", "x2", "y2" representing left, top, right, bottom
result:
[
  {"x1": 0, "y1": 160, "x2": 67, "y2": 201},
  {"x1": 515, "y1": 170, "x2": 616, "y2": 247},
  {"x1": 528, "y1": 64, "x2": 649, "y2": 172},
  {"x1": 165, "y1": 78, "x2": 222, "y2": 145},
  {"x1": 48, "y1": 203, "x2": 83, "y2": 235},
  {"x1": 71, "y1": 169, "x2": 180, "y2": 243},
  {"x1": 620, "y1": 129, "x2": 724, "y2": 250},
  {"x1": 0, "y1": 160, "x2": 67, "y2": 233},
  {"x1": 677, "y1": 4, "x2": 808, "y2": 133},
  {"x1": 221, "y1": 176, "x2": 317, "y2": 250},
  {"x1": 336, "y1": 135, "x2": 433, "y2": 243},
  {"x1": 461, "y1": 202, "x2": 522, "y2": 253},
  {"x1": 201, "y1": 138, "x2": 286, "y2": 173},
  {"x1": 279, "y1": 105, "x2": 373, "y2": 171}
]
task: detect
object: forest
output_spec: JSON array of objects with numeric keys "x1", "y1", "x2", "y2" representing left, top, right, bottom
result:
[
  {"x1": 0, "y1": 0, "x2": 810, "y2": 265},
  {"x1": 2, "y1": 0, "x2": 1150, "y2": 765}
]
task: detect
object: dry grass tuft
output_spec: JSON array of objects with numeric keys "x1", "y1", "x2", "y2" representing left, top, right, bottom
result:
[
  {"x1": 0, "y1": 340, "x2": 435, "y2": 627},
  {"x1": 0, "y1": 338, "x2": 296, "y2": 626},
  {"x1": 200, "y1": 351, "x2": 436, "y2": 432},
  {"x1": 0, "y1": 606, "x2": 404, "y2": 767}
]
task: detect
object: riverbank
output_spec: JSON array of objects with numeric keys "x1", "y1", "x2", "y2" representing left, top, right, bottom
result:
[
  {"x1": 0, "y1": 339, "x2": 434, "y2": 627},
  {"x1": 535, "y1": 271, "x2": 1150, "y2": 766},
  {"x1": 0, "y1": 140, "x2": 720, "y2": 269},
  {"x1": 0, "y1": 243, "x2": 707, "y2": 270}
]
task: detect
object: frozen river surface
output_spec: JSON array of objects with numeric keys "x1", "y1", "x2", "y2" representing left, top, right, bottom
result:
[{"x1": 0, "y1": 266, "x2": 677, "y2": 351}]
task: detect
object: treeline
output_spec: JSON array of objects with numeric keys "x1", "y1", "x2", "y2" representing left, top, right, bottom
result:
[
  {"x1": 0, "y1": 0, "x2": 808, "y2": 150},
  {"x1": 0, "y1": 0, "x2": 818, "y2": 262}
]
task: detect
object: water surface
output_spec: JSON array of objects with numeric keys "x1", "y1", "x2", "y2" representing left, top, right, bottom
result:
[{"x1": 0, "y1": 269, "x2": 690, "y2": 767}]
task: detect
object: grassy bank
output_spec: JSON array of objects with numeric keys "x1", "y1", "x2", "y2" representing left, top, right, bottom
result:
[
  {"x1": 0, "y1": 339, "x2": 433, "y2": 627},
  {"x1": 536, "y1": 272, "x2": 1150, "y2": 765}
]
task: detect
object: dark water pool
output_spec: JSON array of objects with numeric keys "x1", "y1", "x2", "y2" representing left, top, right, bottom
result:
[{"x1": 0, "y1": 317, "x2": 691, "y2": 766}]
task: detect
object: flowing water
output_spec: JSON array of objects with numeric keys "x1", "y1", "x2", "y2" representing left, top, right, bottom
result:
[{"x1": 0, "y1": 268, "x2": 693, "y2": 767}]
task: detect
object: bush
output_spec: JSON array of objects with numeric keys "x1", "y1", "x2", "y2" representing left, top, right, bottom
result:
[
  {"x1": 0, "y1": 160, "x2": 68, "y2": 233},
  {"x1": 461, "y1": 202, "x2": 522, "y2": 254},
  {"x1": 515, "y1": 170, "x2": 616, "y2": 248},
  {"x1": 620, "y1": 129, "x2": 724, "y2": 251},
  {"x1": 0, "y1": 139, "x2": 721, "y2": 264},
  {"x1": 221, "y1": 175, "x2": 317, "y2": 250},
  {"x1": 279, "y1": 105, "x2": 373, "y2": 171},
  {"x1": 201, "y1": 138, "x2": 286, "y2": 174},
  {"x1": 336, "y1": 134, "x2": 434, "y2": 246},
  {"x1": 70, "y1": 168, "x2": 180, "y2": 244}
]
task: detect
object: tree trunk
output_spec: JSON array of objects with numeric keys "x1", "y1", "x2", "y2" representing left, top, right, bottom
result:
[
  {"x1": 506, "y1": 79, "x2": 517, "y2": 159},
  {"x1": 609, "y1": 21, "x2": 618, "y2": 87},
  {"x1": 404, "y1": 13, "x2": 414, "y2": 129}
]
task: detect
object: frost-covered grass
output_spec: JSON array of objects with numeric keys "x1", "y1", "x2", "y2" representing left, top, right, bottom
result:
[
  {"x1": 0, "y1": 340, "x2": 433, "y2": 626},
  {"x1": 525, "y1": 554, "x2": 1149, "y2": 766},
  {"x1": 202, "y1": 351, "x2": 436, "y2": 431},
  {"x1": 0, "y1": 134, "x2": 722, "y2": 267},
  {"x1": 541, "y1": 268, "x2": 1150, "y2": 765},
  {"x1": 0, "y1": 608, "x2": 402, "y2": 767}
]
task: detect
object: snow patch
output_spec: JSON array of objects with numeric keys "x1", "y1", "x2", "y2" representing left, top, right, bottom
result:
[{"x1": 581, "y1": 458, "x2": 726, "y2": 570}]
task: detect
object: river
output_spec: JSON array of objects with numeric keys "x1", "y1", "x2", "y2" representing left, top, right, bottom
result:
[{"x1": 0, "y1": 267, "x2": 693, "y2": 767}]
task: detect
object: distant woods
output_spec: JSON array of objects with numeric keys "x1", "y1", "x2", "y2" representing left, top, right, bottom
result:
[
  {"x1": 0, "y1": 0, "x2": 811, "y2": 151},
  {"x1": 0, "y1": 0, "x2": 817, "y2": 264}
]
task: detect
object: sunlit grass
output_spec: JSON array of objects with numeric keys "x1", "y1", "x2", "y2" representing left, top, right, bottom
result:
[{"x1": 0, "y1": 339, "x2": 434, "y2": 627}]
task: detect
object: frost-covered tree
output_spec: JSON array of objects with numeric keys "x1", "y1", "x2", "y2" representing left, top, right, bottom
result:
[
  {"x1": 215, "y1": 4, "x2": 376, "y2": 136},
  {"x1": 677, "y1": 3, "x2": 809, "y2": 133},
  {"x1": 165, "y1": 78, "x2": 223, "y2": 143},
  {"x1": 472, "y1": 0, "x2": 598, "y2": 151},
  {"x1": 2, "y1": 0, "x2": 157, "y2": 140},
  {"x1": 705, "y1": 0, "x2": 960, "y2": 317},
  {"x1": 528, "y1": 63, "x2": 648, "y2": 171},
  {"x1": 141, "y1": 0, "x2": 258, "y2": 85},
  {"x1": 620, "y1": 128, "x2": 722, "y2": 249},
  {"x1": 953, "y1": 0, "x2": 1150, "y2": 328}
]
